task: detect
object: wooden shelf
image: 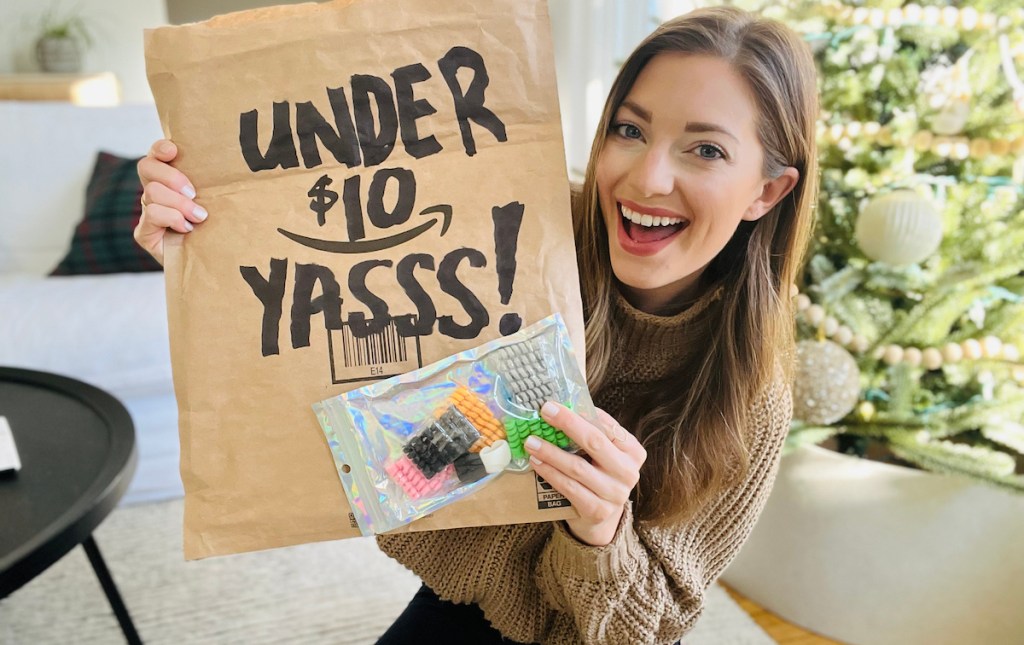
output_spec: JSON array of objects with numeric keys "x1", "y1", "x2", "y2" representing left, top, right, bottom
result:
[{"x1": 0, "y1": 72, "x2": 121, "y2": 105}]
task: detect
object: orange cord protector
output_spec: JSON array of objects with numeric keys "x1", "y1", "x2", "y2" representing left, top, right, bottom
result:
[{"x1": 447, "y1": 386, "x2": 506, "y2": 452}]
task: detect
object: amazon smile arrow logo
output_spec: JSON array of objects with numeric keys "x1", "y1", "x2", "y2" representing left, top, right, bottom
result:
[{"x1": 278, "y1": 204, "x2": 452, "y2": 254}]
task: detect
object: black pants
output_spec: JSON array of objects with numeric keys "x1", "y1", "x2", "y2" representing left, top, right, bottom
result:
[{"x1": 377, "y1": 584, "x2": 535, "y2": 644}]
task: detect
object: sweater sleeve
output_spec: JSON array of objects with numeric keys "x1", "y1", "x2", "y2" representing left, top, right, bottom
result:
[{"x1": 533, "y1": 377, "x2": 792, "y2": 645}]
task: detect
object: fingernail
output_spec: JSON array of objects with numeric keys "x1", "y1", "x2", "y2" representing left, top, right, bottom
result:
[
  {"x1": 525, "y1": 435, "x2": 541, "y2": 450},
  {"x1": 541, "y1": 401, "x2": 559, "y2": 418},
  {"x1": 158, "y1": 141, "x2": 174, "y2": 155},
  {"x1": 193, "y1": 205, "x2": 208, "y2": 221},
  {"x1": 181, "y1": 184, "x2": 196, "y2": 200},
  {"x1": 184, "y1": 221, "x2": 194, "y2": 232},
  {"x1": 529, "y1": 455, "x2": 543, "y2": 466}
]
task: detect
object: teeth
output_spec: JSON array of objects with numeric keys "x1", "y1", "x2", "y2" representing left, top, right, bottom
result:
[{"x1": 620, "y1": 204, "x2": 685, "y2": 227}]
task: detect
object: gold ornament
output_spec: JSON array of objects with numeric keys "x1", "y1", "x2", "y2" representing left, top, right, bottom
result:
[{"x1": 793, "y1": 340, "x2": 862, "y2": 425}]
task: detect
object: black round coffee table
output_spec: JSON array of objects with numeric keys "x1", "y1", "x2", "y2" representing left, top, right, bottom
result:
[{"x1": 0, "y1": 367, "x2": 141, "y2": 644}]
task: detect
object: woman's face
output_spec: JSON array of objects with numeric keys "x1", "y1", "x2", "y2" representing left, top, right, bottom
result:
[{"x1": 596, "y1": 53, "x2": 795, "y2": 312}]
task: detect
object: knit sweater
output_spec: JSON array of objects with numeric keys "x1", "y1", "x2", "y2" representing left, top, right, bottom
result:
[{"x1": 376, "y1": 287, "x2": 793, "y2": 645}]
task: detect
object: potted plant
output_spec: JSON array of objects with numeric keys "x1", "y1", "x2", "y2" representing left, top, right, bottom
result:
[{"x1": 35, "y1": 5, "x2": 94, "y2": 73}]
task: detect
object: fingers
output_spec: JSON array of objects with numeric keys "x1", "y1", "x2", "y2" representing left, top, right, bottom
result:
[
  {"x1": 143, "y1": 181, "x2": 207, "y2": 225},
  {"x1": 134, "y1": 202, "x2": 194, "y2": 265},
  {"x1": 525, "y1": 435, "x2": 627, "y2": 502},
  {"x1": 148, "y1": 139, "x2": 177, "y2": 162},
  {"x1": 541, "y1": 403, "x2": 645, "y2": 473},
  {"x1": 594, "y1": 408, "x2": 626, "y2": 442},
  {"x1": 141, "y1": 202, "x2": 195, "y2": 234},
  {"x1": 134, "y1": 139, "x2": 203, "y2": 266},
  {"x1": 593, "y1": 406, "x2": 647, "y2": 463},
  {"x1": 527, "y1": 454, "x2": 611, "y2": 522},
  {"x1": 137, "y1": 144, "x2": 196, "y2": 201}
]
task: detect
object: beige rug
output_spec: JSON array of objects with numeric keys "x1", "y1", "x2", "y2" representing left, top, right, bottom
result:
[{"x1": 0, "y1": 499, "x2": 774, "y2": 644}]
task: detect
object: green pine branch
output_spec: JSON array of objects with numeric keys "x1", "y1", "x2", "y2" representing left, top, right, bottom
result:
[
  {"x1": 888, "y1": 433, "x2": 1021, "y2": 491},
  {"x1": 981, "y1": 424, "x2": 1024, "y2": 456},
  {"x1": 876, "y1": 258, "x2": 1024, "y2": 347}
]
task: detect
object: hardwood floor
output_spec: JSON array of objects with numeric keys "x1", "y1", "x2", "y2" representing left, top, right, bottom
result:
[{"x1": 722, "y1": 584, "x2": 846, "y2": 644}]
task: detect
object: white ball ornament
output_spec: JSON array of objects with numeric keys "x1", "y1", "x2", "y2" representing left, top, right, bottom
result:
[
  {"x1": 932, "y1": 98, "x2": 970, "y2": 136},
  {"x1": 793, "y1": 340, "x2": 862, "y2": 425},
  {"x1": 942, "y1": 342, "x2": 964, "y2": 363},
  {"x1": 963, "y1": 339, "x2": 983, "y2": 360},
  {"x1": 960, "y1": 7, "x2": 979, "y2": 29},
  {"x1": 952, "y1": 139, "x2": 970, "y2": 160},
  {"x1": 981, "y1": 336, "x2": 1003, "y2": 358},
  {"x1": 855, "y1": 191, "x2": 944, "y2": 265},
  {"x1": 851, "y1": 335, "x2": 870, "y2": 353},
  {"x1": 795, "y1": 294, "x2": 811, "y2": 311},
  {"x1": 922, "y1": 347, "x2": 943, "y2": 370},
  {"x1": 1003, "y1": 344, "x2": 1020, "y2": 362},
  {"x1": 834, "y1": 326, "x2": 854, "y2": 347},
  {"x1": 823, "y1": 316, "x2": 840, "y2": 337},
  {"x1": 806, "y1": 304, "x2": 826, "y2": 326},
  {"x1": 883, "y1": 345, "x2": 905, "y2": 365},
  {"x1": 941, "y1": 6, "x2": 959, "y2": 27},
  {"x1": 970, "y1": 139, "x2": 991, "y2": 159},
  {"x1": 903, "y1": 347, "x2": 923, "y2": 367}
]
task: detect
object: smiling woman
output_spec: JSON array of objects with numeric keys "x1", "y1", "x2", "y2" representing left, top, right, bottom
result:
[
  {"x1": 597, "y1": 54, "x2": 799, "y2": 310},
  {"x1": 134, "y1": 6, "x2": 820, "y2": 644}
]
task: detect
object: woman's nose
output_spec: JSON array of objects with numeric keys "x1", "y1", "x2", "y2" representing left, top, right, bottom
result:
[{"x1": 632, "y1": 146, "x2": 674, "y2": 197}]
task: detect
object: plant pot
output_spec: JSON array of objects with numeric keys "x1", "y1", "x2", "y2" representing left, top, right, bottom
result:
[
  {"x1": 36, "y1": 36, "x2": 83, "y2": 73},
  {"x1": 721, "y1": 444, "x2": 1024, "y2": 645}
]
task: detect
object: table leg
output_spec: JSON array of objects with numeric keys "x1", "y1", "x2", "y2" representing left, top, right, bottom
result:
[{"x1": 82, "y1": 535, "x2": 143, "y2": 645}]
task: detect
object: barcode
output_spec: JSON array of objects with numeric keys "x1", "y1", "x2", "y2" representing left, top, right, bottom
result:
[
  {"x1": 339, "y1": 318, "x2": 408, "y2": 367},
  {"x1": 327, "y1": 318, "x2": 423, "y2": 385}
]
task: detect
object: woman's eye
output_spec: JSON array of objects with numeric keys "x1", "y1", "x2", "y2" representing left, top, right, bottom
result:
[
  {"x1": 696, "y1": 144, "x2": 725, "y2": 160},
  {"x1": 612, "y1": 123, "x2": 643, "y2": 139}
]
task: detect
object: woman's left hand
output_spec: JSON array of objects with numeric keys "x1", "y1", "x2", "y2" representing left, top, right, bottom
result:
[{"x1": 525, "y1": 402, "x2": 647, "y2": 547}]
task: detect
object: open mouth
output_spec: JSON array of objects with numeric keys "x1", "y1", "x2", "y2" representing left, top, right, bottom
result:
[{"x1": 619, "y1": 202, "x2": 689, "y2": 244}]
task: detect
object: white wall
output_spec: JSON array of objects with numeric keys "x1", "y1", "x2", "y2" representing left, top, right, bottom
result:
[{"x1": 0, "y1": 0, "x2": 168, "y2": 104}]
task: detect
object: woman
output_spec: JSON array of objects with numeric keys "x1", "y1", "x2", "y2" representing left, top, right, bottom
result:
[{"x1": 136, "y1": 7, "x2": 818, "y2": 644}]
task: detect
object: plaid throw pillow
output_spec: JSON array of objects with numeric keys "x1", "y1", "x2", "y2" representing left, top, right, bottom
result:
[{"x1": 50, "y1": 151, "x2": 163, "y2": 275}]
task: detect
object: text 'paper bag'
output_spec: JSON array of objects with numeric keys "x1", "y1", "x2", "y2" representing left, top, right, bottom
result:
[{"x1": 145, "y1": 0, "x2": 584, "y2": 558}]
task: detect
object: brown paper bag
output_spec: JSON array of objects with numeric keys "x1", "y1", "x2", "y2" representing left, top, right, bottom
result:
[{"x1": 144, "y1": 0, "x2": 584, "y2": 559}]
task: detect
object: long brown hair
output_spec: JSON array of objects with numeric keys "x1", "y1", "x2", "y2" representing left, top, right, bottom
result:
[{"x1": 575, "y1": 7, "x2": 819, "y2": 524}]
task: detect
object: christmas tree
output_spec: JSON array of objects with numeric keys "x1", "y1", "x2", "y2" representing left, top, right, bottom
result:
[{"x1": 759, "y1": 0, "x2": 1024, "y2": 491}]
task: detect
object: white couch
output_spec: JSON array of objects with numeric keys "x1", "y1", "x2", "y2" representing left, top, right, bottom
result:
[{"x1": 0, "y1": 101, "x2": 182, "y2": 504}]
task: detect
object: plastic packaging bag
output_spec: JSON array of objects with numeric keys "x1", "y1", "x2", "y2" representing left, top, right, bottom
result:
[{"x1": 314, "y1": 313, "x2": 595, "y2": 536}]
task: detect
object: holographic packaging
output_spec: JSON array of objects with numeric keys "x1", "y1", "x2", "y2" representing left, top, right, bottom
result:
[{"x1": 313, "y1": 314, "x2": 595, "y2": 536}]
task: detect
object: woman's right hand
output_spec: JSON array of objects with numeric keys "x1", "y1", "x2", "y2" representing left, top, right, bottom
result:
[{"x1": 134, "y1": 139, "x2": 208, "y2": 266}]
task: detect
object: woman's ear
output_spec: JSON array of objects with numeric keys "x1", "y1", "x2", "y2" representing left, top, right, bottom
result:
[{"x1": 742, "y1": 167, "x2": 799, "y2": 222}]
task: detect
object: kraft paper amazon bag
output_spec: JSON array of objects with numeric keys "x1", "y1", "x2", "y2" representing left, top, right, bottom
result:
[{"x1": 144, "y1": 0, "x2": 585, "y2": 559}]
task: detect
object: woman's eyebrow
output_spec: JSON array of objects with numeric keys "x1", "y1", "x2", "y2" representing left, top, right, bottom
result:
[
  {"x1": 619, "y1": 100, "x2": 651, "y2": 122},
  {"x1": 684, "y1": 121, "x2": 738, "y2": 143}
]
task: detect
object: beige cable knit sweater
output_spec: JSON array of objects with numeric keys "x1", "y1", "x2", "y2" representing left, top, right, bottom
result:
[{"x1": 376, "y1": 287, "x2": 793, "y2": 645}]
